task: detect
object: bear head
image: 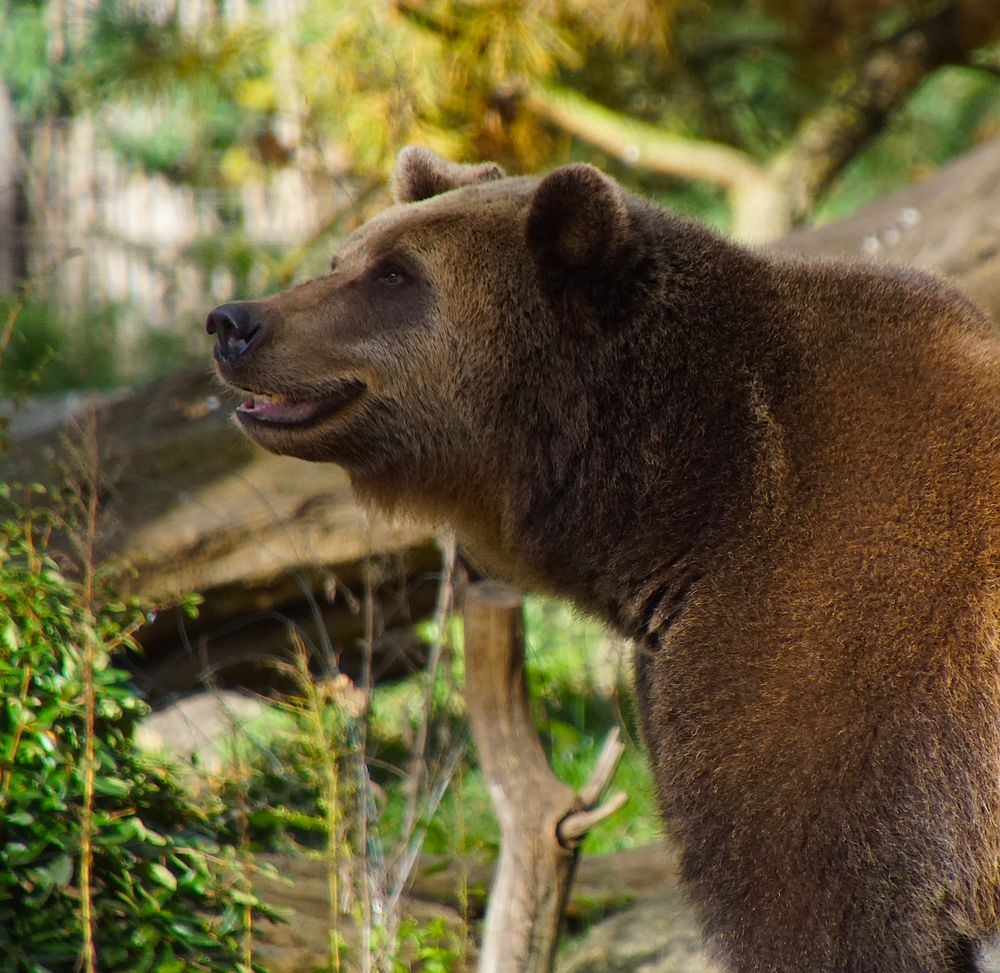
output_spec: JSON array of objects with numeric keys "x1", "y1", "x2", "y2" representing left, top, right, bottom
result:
[{"x1": 207, "y1": 147, "x2": 642, "y2": 540}]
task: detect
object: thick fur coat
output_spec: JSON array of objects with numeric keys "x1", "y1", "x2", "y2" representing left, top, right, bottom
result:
[{"x1": 208, "y1": 148, "x2": 1000, "y2": 972}]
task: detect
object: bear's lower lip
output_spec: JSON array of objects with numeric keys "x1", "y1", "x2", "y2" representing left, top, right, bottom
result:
[{"x1": 235, "y1": 380, "x2": 366, "y2": 428}]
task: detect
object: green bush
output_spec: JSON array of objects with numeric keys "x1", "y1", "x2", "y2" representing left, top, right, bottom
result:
[
  {"x1": 0, "y1": 486, "x2": 267, "y2": 973},
  {"x1": 0, "y1": 300, "x2": 122, "y2": 393}
]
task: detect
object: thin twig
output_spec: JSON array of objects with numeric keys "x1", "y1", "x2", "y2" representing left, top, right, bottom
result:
[
  {"x1": 69, "y1": 408, "x2": 102, "y2": 973},
  {"x1": 357, "y1": 542, "x2": 378, "y2": 973},
  {"x1": 392, "y1": 533, "x2": 457, "y2": 881}
]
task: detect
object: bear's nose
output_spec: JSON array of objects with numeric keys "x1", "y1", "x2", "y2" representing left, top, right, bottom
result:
[{"x1": 206, "y1": 302, "x2": 263, "y2": 364}]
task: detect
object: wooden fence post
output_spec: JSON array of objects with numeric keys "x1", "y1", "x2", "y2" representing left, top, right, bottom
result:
[{"x1": 463, "y1": 581, "x2": 626, "y2": 973}]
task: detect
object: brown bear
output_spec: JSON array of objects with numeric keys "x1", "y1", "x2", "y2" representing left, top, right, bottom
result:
[{"x1": 207, "y1": 147, "x2": 1000, "y2": 973}]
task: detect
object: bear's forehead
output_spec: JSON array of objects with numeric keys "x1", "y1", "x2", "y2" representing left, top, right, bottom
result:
[{"x1": 342, "y1": 176, "x2": 539, "y2": 258}]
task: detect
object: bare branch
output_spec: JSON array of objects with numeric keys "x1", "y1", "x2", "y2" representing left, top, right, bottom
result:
[
  {"x1": 522, "y1": 83, "x2": 787, "y2": 241},
  {"x1": 577, "y1": 726, "x2": 627, "y2": 808},
  {"x1": 525, "y1": 83, "x2": 762, "y2": 191},
  {"x1": 559, "y1": 792, "x2": 629, "y2": 844}
]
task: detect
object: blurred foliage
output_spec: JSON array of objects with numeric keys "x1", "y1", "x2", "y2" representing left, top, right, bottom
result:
[
  {"x1": 0, "y1": 299, "x2": 122, "y2": 393},
  {"x1": 0, "y1": 487, "x2": 268, "y2": 972},
  {"x1": 3, "y1": 0, "x2": 998, "y2": 193},
  {"x1": 210, "y1": 595, "x2": 657, "y2": 863},
  {"x1": 1, "y1": 0, "x2": 999, "y2": 390},
  {"x1": 0, "y1": 297, "x2": 192, "y2": 393},
  {"x1": 0, "y1": 2, "x2": 68, "y2": 119}
]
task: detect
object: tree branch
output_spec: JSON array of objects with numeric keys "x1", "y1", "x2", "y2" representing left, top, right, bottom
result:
[
  {"x1": 766, "y1": 4, "x2": 968, "y2": 224},
  {"x1": 523, "y1": 82, "x2": 787, "y2": 241},
  {"x1": 520, "y1": 5, "x2": 986, "y2": 240},
  {"x1": 463, "y1": 581, "x2": 626, "y2": 973},
  {"x1": 524, "y1": 82, "x2": 762, "y2": 192}
]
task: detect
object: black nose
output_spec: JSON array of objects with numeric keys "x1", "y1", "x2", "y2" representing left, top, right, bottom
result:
[{"x1": 206, "y1": 302, "x2": 263, "y2": 364}]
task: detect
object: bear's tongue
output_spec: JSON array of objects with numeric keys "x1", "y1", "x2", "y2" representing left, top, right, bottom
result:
[
  {"x1": 238, "y1": 396, "x2": 323, "y2": 424},
  {"x1": 236, "y1": 381, "x2": 365, "y2": 425}
]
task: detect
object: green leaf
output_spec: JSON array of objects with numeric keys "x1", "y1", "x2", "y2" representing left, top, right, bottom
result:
[
  {"x1": 154, "y1": 955, "x2": 185, "y2": 973},
  {"x1": 36, "y1": 854, "x2": 74, "y2": 889},
  {"x1": 93, "y1": 775, "x2": 131, "y2": 798},
  {"x1": 148, "y1": 862, "x2": 178, "y2": 892}
]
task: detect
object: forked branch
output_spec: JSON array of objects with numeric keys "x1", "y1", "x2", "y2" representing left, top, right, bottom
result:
[{"x1": 463, "y1": 581, "x2": 626, "y2": 973}]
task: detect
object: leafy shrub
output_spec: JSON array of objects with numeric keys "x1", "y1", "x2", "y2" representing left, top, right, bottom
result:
[
  {"x1": 0, "y1": 487, "x2": 268, "y2": 973},
  {"x1": 0, "y1": 300, "x2": 122, "y2": 393}
]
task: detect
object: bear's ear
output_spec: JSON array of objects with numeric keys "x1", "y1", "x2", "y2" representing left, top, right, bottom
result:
[
  {"x1": 393, "y1": 147, "x2": 505, "y2": 204},
  {"x1": 526, "y1": 164, "x2": 632, "y2": 273}
]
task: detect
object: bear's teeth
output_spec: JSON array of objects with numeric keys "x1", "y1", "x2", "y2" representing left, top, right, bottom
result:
[{"x1": 255, "y1": 392, "x2": 286, "y2": 404}]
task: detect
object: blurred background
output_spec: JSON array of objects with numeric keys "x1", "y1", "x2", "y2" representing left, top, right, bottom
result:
[{"x1": 2, "y1": 0, "x2": 1000, "y2": 391}]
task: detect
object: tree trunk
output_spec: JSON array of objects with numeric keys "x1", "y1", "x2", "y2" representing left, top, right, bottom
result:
[{"x1": 464, "y1": 582, "x2": 626, "y2": 973}]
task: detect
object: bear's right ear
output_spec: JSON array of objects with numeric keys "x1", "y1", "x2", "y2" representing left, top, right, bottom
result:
[
  {"x1": 393, "y1": 147, "x2": 505, "y2": 204},
  {"x1": 526, "y1": 164, "x2": 632, "y2": 274}
]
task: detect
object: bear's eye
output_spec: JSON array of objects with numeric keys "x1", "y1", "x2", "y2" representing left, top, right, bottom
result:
[
  {"x1": 367, "y1": 256, "x2": 415, "y2": 287},
  {"x1": 377, "y1": 266, "x2": 407, "y2": 286}
]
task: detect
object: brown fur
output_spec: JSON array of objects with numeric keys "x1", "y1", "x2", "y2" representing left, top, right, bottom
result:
[{"x1": 208, "y1": 150, "x2": 1000, "y2": 973}]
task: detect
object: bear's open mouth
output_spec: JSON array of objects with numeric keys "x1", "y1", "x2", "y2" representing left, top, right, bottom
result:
[{"x1": 235, "y1": 378, "x2": 366, "y2": 428}]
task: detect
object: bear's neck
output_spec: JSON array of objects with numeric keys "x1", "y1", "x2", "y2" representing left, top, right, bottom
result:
[{"x1": 481, "y1": 237, "x2": 795, "y2": 642}]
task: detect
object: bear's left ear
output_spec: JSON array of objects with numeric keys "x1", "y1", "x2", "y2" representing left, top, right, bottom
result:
[
  {"x1": 526, "y1": 164, "x2": 632, "y2": 273},
  {"x1": 393, "y1": 147, "x2": 505, "y2": 204}
]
